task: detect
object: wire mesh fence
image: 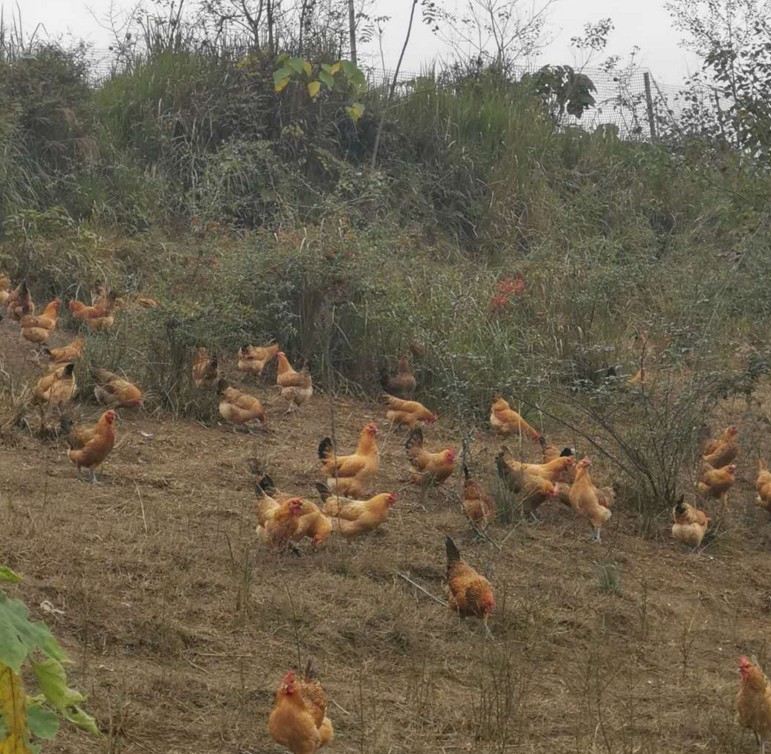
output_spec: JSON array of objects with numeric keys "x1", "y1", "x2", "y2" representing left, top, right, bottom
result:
[{"x1": 84, "y1": 46, "x2": 687, "y2": 141}]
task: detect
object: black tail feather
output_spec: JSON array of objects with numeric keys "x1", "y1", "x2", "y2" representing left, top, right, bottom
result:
[
  {"x1": 445, "y1": 536, "x2": 461, "y2": 566},
  {"x1": 318, "y1": 436, "x2": 333, "y2": 461},
  {"x1": 405, "y1": 426, "x2": 423, "y2": 450},
  {"x1": 255, "y1": 474, "x2": 276, "y2": 497},
  {"x1": 315, "y1": 482, "x2": 332, "y2": 502}
]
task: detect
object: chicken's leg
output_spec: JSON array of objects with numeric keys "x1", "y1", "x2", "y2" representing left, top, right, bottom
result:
[{"x1": 589, "y1": 527, "x2": 602, "y2": 544}]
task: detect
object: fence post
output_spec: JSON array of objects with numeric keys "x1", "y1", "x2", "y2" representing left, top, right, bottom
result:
[{"x1": 643, "y1": 72, "x2": 657, "y2": 142}]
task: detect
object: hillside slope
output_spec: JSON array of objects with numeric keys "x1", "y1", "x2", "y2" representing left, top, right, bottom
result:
[{"x1": 1, "y1": 316, "x2": 770, "y2": 754}]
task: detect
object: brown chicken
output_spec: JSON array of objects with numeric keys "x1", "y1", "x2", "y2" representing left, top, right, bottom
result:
[
  {"x1": 568, "y1": 457, "x2": 612, "y2": 543},
  {"x1": 7, "y1": 282, "x2": 35, "y2": 321},
  {"x1": 237, "y1": 342, "x2": 279, "y2": 376},
  {"x1": 93, "y1": 368, "x2": 144, "y2": 408},
  {"x1": 217, "y1": 380, "x2": 266, "y2": 429},
  {"x1": 703, "y1": 426, "x2": 739, "y2": 469},
  {"x1": 737, "y1": 656, "x2": 771, "y2": 753},
  {"x1": 539, "y1": 437, "x2": 575, "y2": 464},
  {"x1": 495, "y1": 452, "x2": 557, "y2": 522},
  {"x1": 489, "y1": 398, "x2": 541, "y2": 440},
  {"x1": 461, "y1": 465, "x2": 496, "y2": 528},
  {"x1": 43, "y1": 337, "x2": 85, "y2": 366},
  {"x1": 192, "y1": 347, "x2": 219, "y2": 389},
  {"x1": 405, "y1": 427, "x2": 456, "y2": 486},
  {"x1": 317, "y1": 421, "x2": 379, "y2": 498},
  {"x1": 445, "y1": 536, "x2": 495, "y2": 636},
  {"x1": 383, "y1": 394, "x2": 437, "y2": 427},
  {"x1": 254, "y1": 474, "x2": 332, "y2": 547},
  {"x1": 697, "y1": 463, "x2": 736, "y2": 507},
  {"x1": 503, "y1": 455, "x2": 575, "y2": 484},
  {"x1": 317, "y1": 484, "x2": 397, "y2": 539},
  {"x1": 0, "y1": 273, "x2": 9, "y2": 306},
  {"x1": 65, "y1": 409, "x2": 117, "y2": 483},
  {"x1": 268, "y1": 662, "x2": 334, "y2": 754},
  {"x1": 255, "y1": 491, "x2": 305, "y2": 550},
  {"x1": 32, "y1": 363, "x2": 77, "y2": 408},
  {"x1": 68, "y1": 298, "x2": 115, "y2": 332},
  {"x1": 20, "y1": 299, "x2": 60, "y2": 344},
  {"x1": 380, "y1": 354, "x2": 416, "y2": 399},
  {"x1": 276, "y1": 351, "x2": 313, "y2": 412},
  {"x1": 757, "y1": 460, "x2": 771, "y2": 512},
  {"x1": 671, "y1": 495, "x2": 710, "y2": 548}
]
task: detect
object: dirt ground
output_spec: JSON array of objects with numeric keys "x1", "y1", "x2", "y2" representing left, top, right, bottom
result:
[{"x1": 2, "y1": 316, "x2": 771, "y2": 754}]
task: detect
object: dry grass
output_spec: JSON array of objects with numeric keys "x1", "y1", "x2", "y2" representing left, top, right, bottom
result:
[{"x1": 1, "y1": 317, "x2": 771, "y2": 754}]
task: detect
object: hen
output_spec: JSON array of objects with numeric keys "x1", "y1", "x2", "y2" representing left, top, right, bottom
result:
[
  {"x1": 276, "y1": 351, "x2": 313, "y2": 413},
  {"x1": 68, "y1": 298, "x2": 116, "y2": 332},
  {"x1": 317, "y1": 484, "x2": 397, "y2": 539},
  {"x1": 237, "y1": 342, "x2": 279, "y2": 377},
  {"x1": 405, "y1": 427, "x2": 456, "y2": 486},
  {"x1": 539, "y1": 437, "x2": 575, "y2": 464},
  {"x1": 703, "y1": 425, "x2": 739, "y2": 469},
  {"x1": 671, "y1": 495, "x2": 710, "y2": 548},
  {"x1": 317, "y1": 421, "x2": 379, "y2": 498},
  {"x1": 697, "y1": 463, "x2": 736, "y2": 508},
  {"x1": 445, "y1": 536, "x2": 495, "y2": 636},
  {"x1": 382, "y1": 394, "x2": 437, "y2": 427},
  {"x1": 495, "y1": 452, "x2": 557, "y2": 522},
  {"x1": 0, "y1": 273, "x2": 9, "y2": 306},
  {"x1": 568, "y1": 457, "x2": 612, "y2": 543},
  {"x1": 380, "y1": 354, "x2": 416, "y2": 399},
  {"x1": 217, "y1": 380, "x2": 266, "y2": 429},
  {"x1": 32, "y1": 363, "x2": 77, "y2": 408},
  {"x1": 461, "y1": 464, "x2": 496, "y2": 528},
  {"x1": 268, "y1": 662, "x2": 333, "y2": 754},
  {"x1": 737, "y1": 656, "x2": 771, "y2": 754},
  {"x1": 757, "y1": 460, "x2": 771, "y2": 513},
  {"x1": 489, "y1": 398, "x2": 541, "y2": 440},
  {"x1": 20, "y1": 299, "x2": 60, "y2": 344},
  {"x1": 6, "y1": 282, "x2": 35, "y2": 321},
  {"x1": 64, "y1": 409, "x2": 117, "y2": 483},
  {"x1": 44, "y1": 337, "x2": 85, "y2": 366},
  {"x1": 192, "y1": 347, "x2": 219, "y2": 389},
  {"x1": 93, "y1": 368, "x2": 144, "y2": 408}
]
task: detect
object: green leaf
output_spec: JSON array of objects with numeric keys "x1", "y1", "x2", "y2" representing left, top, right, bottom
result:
[
  {"x1": 0, "y1": 713, "x2": 6, "y2": 740},
  {"x1": 62, "y1": 706, "x2": 100, "y2": 736},
  {"x1": 302, "y1": 61, "x2": 312, "y2": 77},
  {"x1": 274, "y1": 76, "x2": 291, "y2": 93},
  {"x1": 307, "y1": 81, "x2": 321, "y2": 98},
  {"x1": 0, "y1": 596, "x2": 68, "y2": 666},
  {"x1": 287, "y1": 57, "x2": 306, "y2": 75},
  {"x1": 0, "y1": 568, "x2": 20, "y2": 584},
  {"x1": 273, "y1": 67, "x2": 293, "y2": 91},
  {"x1": 345, "y1": 103, "x2": 365, "y2": 123},
  {"x1": 340, "y1": 60, "x2": 357, "y2": 76},
  {"x1": 320, "y1": 63, "x2": 333, "y2": 73},
  {"x1": 318, "y1": 71, "x2": 334, "y2": 89},
  {"x1": 31, "y1": 659, "x2": 83, "y2": 710},
  {"x1": 0, "y1": 601, "x2": 27, "y2": 672},
  {"x1": 26, "y1": 703, "x2": 59, "y2": 740},
  {"x1": 330, "y1": 62, "x2": 342, "y2": 75}
]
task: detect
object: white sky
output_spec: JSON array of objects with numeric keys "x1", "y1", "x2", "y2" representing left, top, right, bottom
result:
[{"x1": 8, "y1": 0, "x2": 702, "y2": 85}]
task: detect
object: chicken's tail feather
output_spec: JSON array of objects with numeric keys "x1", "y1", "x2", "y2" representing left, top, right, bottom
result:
[
  {"x1": 315, "y1": 482, "x2": 332, "y2": 502},
  {"x1": 255, "y1": 474, "x2": 276, "y2": 497},
  {"x1": 318, "y1": 436, "x2": 333, "y2": 461},
  {"x1": 405, "y1": 426, "x2": 423, "y2": 451},
  {"x1": 445, "y1": 536, "x2": 461, "y2": 566}
]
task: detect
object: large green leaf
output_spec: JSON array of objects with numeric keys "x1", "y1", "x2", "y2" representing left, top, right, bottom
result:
[
  {"x1": 31, "y1": 659, "x2": 84, "y2": 710},
  {"x1": 319, "y1": 71, "x2": 335, "y2": 90},
  {"x1": 273, "y1": 67, "x2": 293, "y2": 91},
  {"x1": 286, "y1": 57, "x2": 306, "y2": 75},
  {"x1": 25, "y1": 703, "x2": 59, "y2": 740},
  {"x1": 0, "y1": 596, "x2": 68, "y2": 666},
  {"x1": 62, "y1": 706, "x2": 100, "y2": 736},
  {"x1": 0, "y1": 602, "x2": 27, "y2": 673}
]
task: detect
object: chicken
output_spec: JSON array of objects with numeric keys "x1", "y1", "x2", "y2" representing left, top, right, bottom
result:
[
  {"x1": 192, "y1": 347, "x2": 219, "y2": 389},
  {"x1": 237, "y1": 342, "x2": 279, "y2": 376},
  {"x1": 6, "y1": 282, "x2": 35, "y2": 321},
  {"x1": 380, "y1": 354, "x2": 416, "y2": 399},
  {"x1": 757, "y1": 460, "x2": 771, "y2": 512},
  {"x1": 489, "y1": 398, "x2": 541, "y2": 440},
  {"x1": 93, "y1": 368, "x2": 144, "y2": 408},
  {"x1": 65, "y1": 409, "x2": 117, "y2": 483},
  {"x1": 539, "y1": 437, "x2": 575, "y2": 464},
  {"x1": 254, "y1": 473, "x2": 332, "y2": 547},
  {"x1": 317, "y1": 421, "x2": 379, "y2": 498},
  {"x1": 0, "y1": 273, "x2": 9, "y2": 306},
  {"x1": 495, "y1": 452, "x2": 557, "y2": 522},
  {"x1": 445, "y1": 536, "x2": 495, "y2": 636},
  {"x1": 382, "y1": 394, "x2": 437, "y2": 427},
  {"x1": 703, "y1": 426, "x2": 739, "y2": 469},
  {"x1": 43, "y1": 337, "x2": 85, "y2": 365},
  {"x1": 268, "y1": 662, "x2": 333, "y2": 754},
  {"x1": 20, "y1": 299, "x2": 60, "y2": 344},
  {"x1": 317, "y1": 484, "x2": 397, "y2": 539},
  {"x1": 671, "y1": 495, "x2": 710, "y2": 548},
  {"x1": 68, "y1": 299, "x2": 115, "y2": 332},
  {"x1": 568, "y1": 457, "x2": 612, "y2": 543},
  {"x1": 32, "y1": 363, "x2": 77, "y2": 408},
  {"x1": 503, "y1": 455, "x2": 575, "y2": 484},
  {"x1": 461, "y1": 464, "x2": 496, "y2": 527},
  {"x1": 737, "y1": 656, "x2": 771, "y2": 754},
  {"x1": 697, "y1": 463, "x2": 736, "y2": 507},
  {"x1": 276, "y1": 351, "x2": 313, "y2": 412},
  {"x1": 405, "y1": 427, "x2": 456, "y2": 486},
  {"x1": 255, "y1": 492, "x2": 305, "y2": 550},
  {"x1": 217, "y1": 380, "x2": 266, "y2": 429}
]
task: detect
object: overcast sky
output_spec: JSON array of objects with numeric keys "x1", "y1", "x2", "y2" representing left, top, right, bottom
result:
[{"x1": 9, "y1": 0, "x2": 702, "y2": 85}]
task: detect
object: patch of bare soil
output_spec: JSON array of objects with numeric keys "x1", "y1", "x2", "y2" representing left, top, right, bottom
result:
[{"x1": 1, "y1": 316, "x2": 770, "y2": 753}]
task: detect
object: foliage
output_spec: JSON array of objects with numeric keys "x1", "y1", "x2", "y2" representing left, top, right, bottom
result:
[
  {"x1": 522, "y1": 64, "x2": 597, "y2": 122},
  {"x1": 0, "y1": 567, "x2": 99, "y2": 752}
]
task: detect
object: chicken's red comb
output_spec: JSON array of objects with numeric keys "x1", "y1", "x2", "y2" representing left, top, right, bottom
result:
[{"x1": 740, "y1": 656, "x2": 751, "y2": 667}]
